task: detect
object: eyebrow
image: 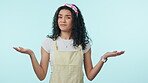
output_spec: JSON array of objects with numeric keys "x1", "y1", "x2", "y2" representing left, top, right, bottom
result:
[{"x1": 58, "y1": 14, "x2": 72, "y2": 16}]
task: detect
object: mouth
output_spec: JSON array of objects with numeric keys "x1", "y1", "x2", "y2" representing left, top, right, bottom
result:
[{"x1": 60, "y1": 24, "x2": 67, "y2": 26}]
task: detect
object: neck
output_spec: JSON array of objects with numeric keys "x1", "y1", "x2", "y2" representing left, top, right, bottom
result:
[{"x1": 60, "y1": 31, "x2": 72, "y2": 40}]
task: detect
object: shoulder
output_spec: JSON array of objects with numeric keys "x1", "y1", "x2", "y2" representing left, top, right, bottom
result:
[
  {"x1": 42, "y1": 37, "x2": 56, "y2": 44},
  {"x1": 43, "y1": 37, "x2": 53, "y2": 42},
  {"x1": 83, "y1": 41, "x2": 91, "y2": 54},
  {"x1": 41, "y1": 37, "x2": 55, "y2": 53}
]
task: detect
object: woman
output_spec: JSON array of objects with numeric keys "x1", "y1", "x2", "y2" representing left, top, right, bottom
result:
[{"x1": 13, "y1": 3, "x2": 125, "y2": 83}]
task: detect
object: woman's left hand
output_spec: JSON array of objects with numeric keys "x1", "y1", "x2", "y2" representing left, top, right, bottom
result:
[{"x1": 102, "y1": 51, "x2": 125, "y2": 59}]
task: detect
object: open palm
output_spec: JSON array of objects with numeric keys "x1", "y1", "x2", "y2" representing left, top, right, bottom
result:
[
  {"x1": 13, "y1": 47, "x2": 33, "y2": 55},
  {"x1": 103, "y1": 51, "x2": 125, "y2": 58}
]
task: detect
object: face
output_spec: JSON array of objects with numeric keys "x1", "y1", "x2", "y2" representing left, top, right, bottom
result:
[{"x1": 58, "y1": 9, "x2": 73, "y2": 32}]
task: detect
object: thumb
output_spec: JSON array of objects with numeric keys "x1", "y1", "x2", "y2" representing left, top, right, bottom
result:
[{"x1": 19, "y1": 47, "x2": 24, "y2": 50}]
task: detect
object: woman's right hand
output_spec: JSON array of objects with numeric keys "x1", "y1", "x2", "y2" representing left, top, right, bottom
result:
[{"x1": 13, "y1": 47, "x2": 33, "y2": 55}]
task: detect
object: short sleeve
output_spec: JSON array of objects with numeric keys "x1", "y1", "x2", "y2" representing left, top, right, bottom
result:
[
  {"x1": 41, "y1": 38, "x2": 51, "y2": 53},
  {"x1": 83, "y1": 42, "x2": 91, "y2": 54}
]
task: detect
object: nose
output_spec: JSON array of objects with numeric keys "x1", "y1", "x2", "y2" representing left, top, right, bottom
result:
[{"x1": 61, "y1": 17, "x2": 66, "y2": 23}]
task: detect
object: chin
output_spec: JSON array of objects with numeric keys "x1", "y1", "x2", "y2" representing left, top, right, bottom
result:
[{"x1": 59, "y1": 27, "x2": 67, "y2": 30}]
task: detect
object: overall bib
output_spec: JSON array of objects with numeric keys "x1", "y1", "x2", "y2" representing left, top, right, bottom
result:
[{"x1": 49, "y1": 41, "x2": 84, "y2": 83}]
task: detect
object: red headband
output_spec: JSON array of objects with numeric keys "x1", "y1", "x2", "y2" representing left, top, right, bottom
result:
[{"x1": 63, "y1": 3, "x2": 78, "y2": 15}]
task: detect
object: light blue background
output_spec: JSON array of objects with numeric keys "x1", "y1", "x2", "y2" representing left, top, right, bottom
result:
[{"x1": 0, "y1": 0, "x2": 148, "y2": 83}]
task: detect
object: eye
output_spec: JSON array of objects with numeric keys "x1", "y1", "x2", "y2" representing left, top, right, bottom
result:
[
  {"x1": 58, "y1": 16, "x2": 62, "y2": 18},
  {"x1": 67, "y1": 17, "x2": 71, "y2": 19}
]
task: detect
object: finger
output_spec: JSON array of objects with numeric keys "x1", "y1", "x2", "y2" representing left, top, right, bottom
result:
[
  {"x1": 13, "y1": 47, "x2": 20, "y2": 51},
  {"x1": 120, "y1": 51, "x2": 125, "y2": 54},
  {"x1": 13, "y1": 47, "x2": 18, "y2": 50},
  {"x1": 19, "y1": 47, "x2": 24, "y2": 50},
  {"x1": 117, "y1": 51, "x2": 125, "y2": 55},
  {"x1": 118, "y1": 51, "x2": 125, "y2": 54},
  {"x1": 13, "y1": 47, "x2": 17, "y2": 49},
  {"x1": 112, "y1": 51, "x2": 117, "y2": 53}
]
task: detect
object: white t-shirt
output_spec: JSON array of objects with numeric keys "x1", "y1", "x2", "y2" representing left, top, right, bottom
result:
[{"x1": 41, "y1": 36, "x2": 91, "y2": 66}]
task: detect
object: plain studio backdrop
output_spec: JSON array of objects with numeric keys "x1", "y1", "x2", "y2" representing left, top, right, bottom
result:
[{"x1": 0, "y1": 0, "x2": 148, "y2": 83}]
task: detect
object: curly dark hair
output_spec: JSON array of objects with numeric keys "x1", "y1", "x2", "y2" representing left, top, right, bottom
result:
[{"x1": 47, "y1": 4, "x2": 90, "y2": 50}]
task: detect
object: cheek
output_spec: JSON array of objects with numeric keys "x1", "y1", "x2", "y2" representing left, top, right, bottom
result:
[
  {"x1": 58, "y1": 19, "x2": 60, "y2": 23},
  {"x1": 68, "y1": 20, "x2": 73, "y2": 26},
  {"x1": 58, "y1": 19, "x2": 60, "y2": 25}
]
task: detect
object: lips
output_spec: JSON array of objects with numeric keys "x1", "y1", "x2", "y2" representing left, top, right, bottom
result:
[{"x1": 60, "y1": 24, "x2": 67, "y2": 26}]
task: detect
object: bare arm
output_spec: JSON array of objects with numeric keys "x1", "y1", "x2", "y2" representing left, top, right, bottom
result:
[
  {"x1": 84, "y1": 48, "x2": 125, "y2": 81},
  {"x1": 13, "y1": 47, "x2": 49, "y2": 81}
]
